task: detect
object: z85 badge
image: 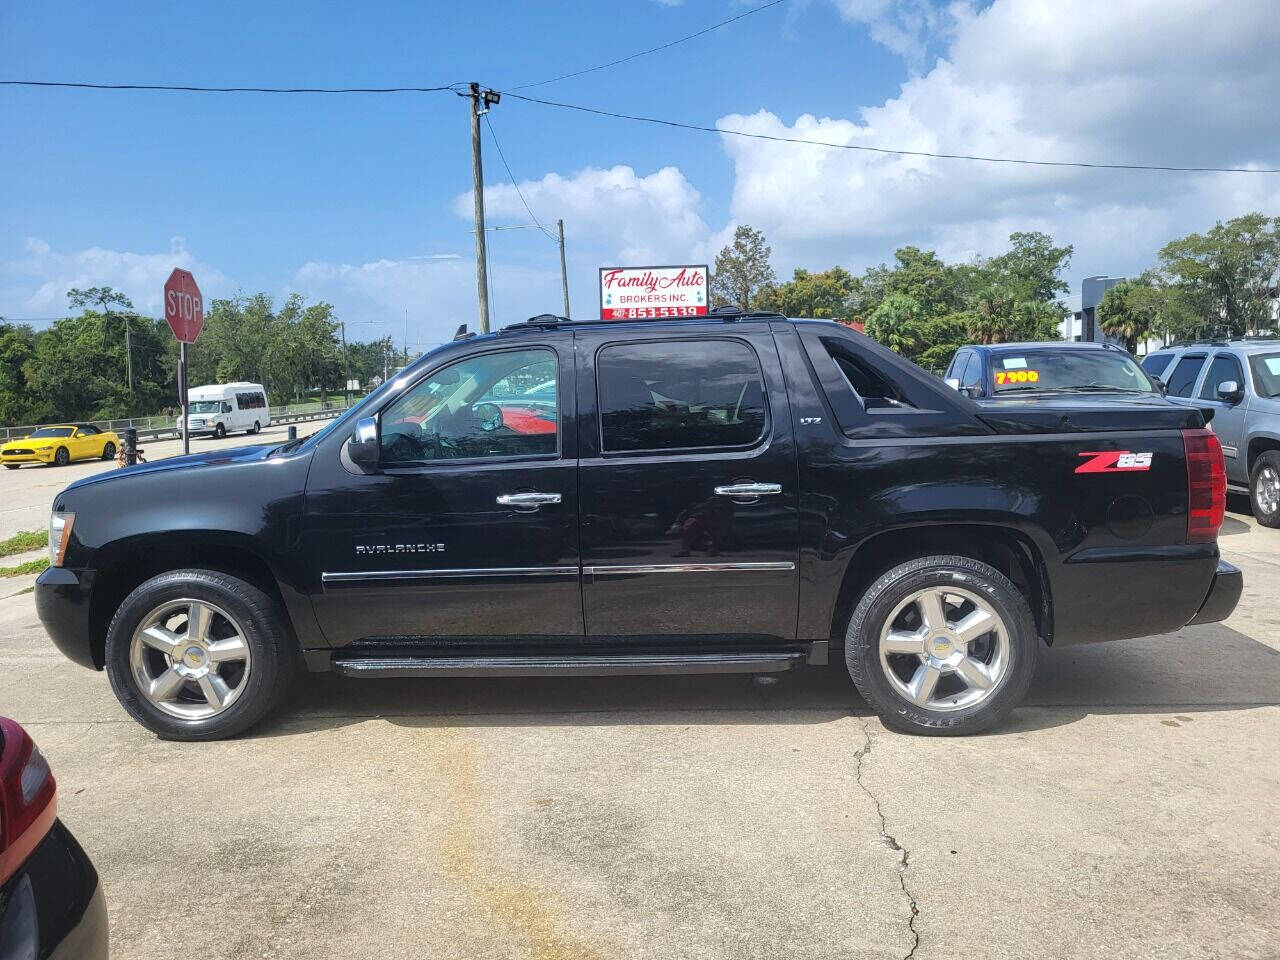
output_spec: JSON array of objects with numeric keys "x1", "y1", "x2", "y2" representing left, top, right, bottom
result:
[{"x1": 1075, "y1": 450, "x2": 1153, "y2": 473}]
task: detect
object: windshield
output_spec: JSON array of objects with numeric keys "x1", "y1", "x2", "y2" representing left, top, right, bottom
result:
[
  {"x1": 990, "y1": 350, "x2": 1155, "y2": 395},
  {"x1": 30, "y1": 427, "x2": 73, "y2": 438},
  {"x1": 189, "y1": 401, "x2": 221, "y2": 413},
  {"x1": 1250, "y1": 352, "x2": 1280, "y2": 399}
]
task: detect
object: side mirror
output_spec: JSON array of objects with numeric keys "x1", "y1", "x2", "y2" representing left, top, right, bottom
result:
[
  {"x1": 1151, "y1": 376, "x2": 1167, "y2": 396},
  {"x1": 1216, "y1": 380, "x2": 1243, "y2": 403},
  {"x1": 346, "y1": 416, "x2": 380, "y2": 472},
  {"x1": 944, "y1": 377, "x2": 961, "y2": 390}
]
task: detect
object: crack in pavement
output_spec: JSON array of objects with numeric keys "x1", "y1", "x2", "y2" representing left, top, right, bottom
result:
[{"x1": 854, "y1": 718, "x2": 920, "y2": 960}]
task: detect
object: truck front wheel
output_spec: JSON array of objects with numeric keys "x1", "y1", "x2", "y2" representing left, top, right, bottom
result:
[
  {"x1": 845, "y1": 555, "x2": 1039, "y2": 736},
  {"x1": 104, "y1": 569, "x2": 298, "y2": 740}
]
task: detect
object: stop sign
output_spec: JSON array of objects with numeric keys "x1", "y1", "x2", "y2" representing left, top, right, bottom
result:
[{"x1": 163, "y1": 268, "x2": 204, "y2": 343}]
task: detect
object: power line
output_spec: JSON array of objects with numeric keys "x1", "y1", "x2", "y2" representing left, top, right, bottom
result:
[
  {"x1": 484, "y1": 115, "x2": 557, "y2": 242},
  {"x1": 1, "y1": 80, "x2": 461, "y2": 94},
  {"x1": 500, "y1": 91, "x2": 1280, "y2": 174},
  {"x1": 509, "y1": 0, "x2": 786, "y2": 91}
]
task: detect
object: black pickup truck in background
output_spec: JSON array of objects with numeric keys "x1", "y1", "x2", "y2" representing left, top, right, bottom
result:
[{"x1": 35, "y1": 310, "x2": 1241, "y2": 738}]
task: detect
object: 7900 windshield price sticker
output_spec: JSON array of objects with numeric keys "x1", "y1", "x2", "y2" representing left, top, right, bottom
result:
[{"x1": 995, "y1": 369, "x2": 1040, "y2": 385}]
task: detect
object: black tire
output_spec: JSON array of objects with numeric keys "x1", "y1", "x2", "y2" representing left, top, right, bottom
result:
[
  {"x1": 104, "y1": 569, "x2": 298, "y2": 740},
  {"x1": 101, "y1": 442, "x2": 116, "y2": 460},
  {"x1": 3, "y1": 464, "x2": 18, "y2": 470},
  {"x1": 845, "y1": 555, "x2": 1039, "y2": 736},
  {"x1": 251, "y1": 421, "x2": 261, "y2": 435},
  {"x1": 53, "y1": 446, "x2": 70, "y2": 467},
  {"x1": 1249, "y1": 451, "x2": 1280, "y2": 528},
  {"x1": 214, "y1": 423, "x2": 226, "y2": 439}
]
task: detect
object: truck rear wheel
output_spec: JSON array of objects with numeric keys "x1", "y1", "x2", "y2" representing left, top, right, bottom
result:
[
  {"x1": 104, "y1": 569, "x2": 298, "y2": 740},
  {"x1": 845, "y1": 555, "x2": 1039, "y2": 736},
  {"x1": 1250, "y1": 451, "x2": 1280, "y2": 528}
]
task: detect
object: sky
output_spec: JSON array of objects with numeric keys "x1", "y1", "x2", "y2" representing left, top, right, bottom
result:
[{"x1": 3, "y1": 0, "x2": 1279, "y2": 352}]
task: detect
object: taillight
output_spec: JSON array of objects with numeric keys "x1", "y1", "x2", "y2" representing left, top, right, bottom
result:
[
  {"x1": 1182, "y1": 428, "x2": 1226, "y2": 544},
  {"x1": 0, "y1": 716, "x2": 58, "y2": 885}
]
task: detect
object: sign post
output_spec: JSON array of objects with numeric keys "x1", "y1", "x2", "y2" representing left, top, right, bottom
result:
[
  {"x1": 163, "y1": 269, "x2": 205, "y2": 456},
  {"x1": 599, "y1": 265, "x2": 708, "y2": 321}
]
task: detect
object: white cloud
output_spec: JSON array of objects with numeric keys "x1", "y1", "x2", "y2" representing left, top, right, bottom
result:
[
  {"x1": 721, "y1": 0, "x2": 1280, "y2": 285},
  {"x1": 457, "y1": 164, "x2": 711, "y2": 265},
  {"x1": 288, "y1": 253, "x2": 571, "y2": 348},
  {"x1": 830, "y1": 0, "x2": 950, "y2": 70},
  {"x1": 3, "y1": 237, "x2": 233, "y2": 318}
]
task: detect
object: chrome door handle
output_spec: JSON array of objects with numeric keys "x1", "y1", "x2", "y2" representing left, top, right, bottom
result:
[
  {"x1": 496, "y1": 492, "x2": 562, "y2": 508},
  {"x1": 714, "y1": 483, "x2": 782, "y2": 497}
]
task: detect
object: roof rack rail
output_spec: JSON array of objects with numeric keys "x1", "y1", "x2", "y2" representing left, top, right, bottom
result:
[{"x1": 499, "y1": 308, "x2": 786, "y2": 334}]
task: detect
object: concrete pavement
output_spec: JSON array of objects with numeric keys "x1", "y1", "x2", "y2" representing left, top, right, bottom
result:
[{"x1": 0, "y1": 503, "x2": 1275, "y2": 959}]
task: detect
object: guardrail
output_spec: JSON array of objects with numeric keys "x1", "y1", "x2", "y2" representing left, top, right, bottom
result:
[{"x1": 0, "y1": 399, "x2": 357, "y2": 444}]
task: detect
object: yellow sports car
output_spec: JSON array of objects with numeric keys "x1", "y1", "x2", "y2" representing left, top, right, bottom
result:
[{"x1": 1, "y1": 423, "x2": 120, "y2": 469}]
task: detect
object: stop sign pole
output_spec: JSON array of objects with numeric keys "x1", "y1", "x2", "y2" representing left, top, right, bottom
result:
[{"x1": 163, "y1": 269, "x2": 205, "y2": 455}]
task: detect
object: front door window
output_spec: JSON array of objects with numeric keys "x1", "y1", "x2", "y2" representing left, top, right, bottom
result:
[{"x1": 380, "y1": 349, "x2": 558, "y2": 466}]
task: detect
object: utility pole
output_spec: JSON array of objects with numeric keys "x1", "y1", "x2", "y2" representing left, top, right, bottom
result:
[
  {"x1": 466, "y1": 83, "x2": 501, "y2": 333},
  {"x1": 123, "y1": 315, "x2": 133, "y2": 391},
  {"x1": 557, "y1": 219, "x2": 570, "y2": 317},
  {"x1": 339, "y1": 320, "x2": 350, "y2": 407}
]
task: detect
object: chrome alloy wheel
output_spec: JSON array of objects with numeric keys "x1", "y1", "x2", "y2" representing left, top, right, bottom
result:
[
  {"x1": 1257, "y1": 465, "x2": 1280, "y2": 516},
  {"x1": 129, "y1": 599, "x2": 251, "y2": 720},
  {"x1": 878, "y1": 586, "x2": 1010, "y2": 712}
]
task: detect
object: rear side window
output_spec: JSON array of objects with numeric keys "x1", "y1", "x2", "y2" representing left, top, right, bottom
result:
[
  {"x1": 1199, "y1": 354, "x2": 1244, "y2": 399},
  {"x1": 1165, "y1": 355, "x2": 1206, "y2": 397},
  {"x1": 597, "y1": 340, "x2": 766, "y2": 452},
  {"x1": 823, "y1": 339, "x2": 915, "y2": 409}
]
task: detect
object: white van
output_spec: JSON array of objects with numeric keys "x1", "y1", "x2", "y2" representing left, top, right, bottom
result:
[{"x1": 177, "y1": 382, "x2": 271, "y2": 438}]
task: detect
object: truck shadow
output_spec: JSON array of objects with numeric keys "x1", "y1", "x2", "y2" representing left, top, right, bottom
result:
[{"x1": 252, "y1": 622, "x2": 1279, "y2": 739}]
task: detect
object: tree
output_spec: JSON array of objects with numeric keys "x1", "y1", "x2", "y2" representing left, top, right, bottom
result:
[
  {"x1": 67, "y1": 286, "x2": 139, "y2": 391},
  {"x1": 1097, "y1": 280, "x2": 1154, "y2": 354},
  {"x1": 983, "y1": 232, "x2": 1072, "y2": 304},
  {"x1": 67, "y1": 286, "x2": 132, "y2": 313},
  {"x1": 859, "y1": 247, "x2": 971, "y2": 321},
  {"x1": 756, "y1": 267, "x2": 859, "y2": 319},
  {"x1": 1158, "y1": 212, "x2": 1280, "y2": 337},
  {"x1": 864, "y1": 294, "x2": 924, "y2": 356},
  {"x1": 347, "y1": 336, "x2": 397, "y2": 386},
  {"x1": 711, "y1": 225, "x2": 776, "y2": 310},
  {"x1": 0, "y1": 322, "x2": 40, "y2": 425}
]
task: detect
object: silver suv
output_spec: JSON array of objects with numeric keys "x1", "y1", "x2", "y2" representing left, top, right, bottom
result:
[{"x1": 1142, "y1": 339, "x2": 1280, "y2": 527}]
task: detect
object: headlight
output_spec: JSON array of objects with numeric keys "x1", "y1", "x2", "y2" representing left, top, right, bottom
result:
[{"x1": 49, "y1": 511, "x2": 74, "y2": 566}]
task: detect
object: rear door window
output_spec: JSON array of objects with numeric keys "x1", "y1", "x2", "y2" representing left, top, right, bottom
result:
[
  {"x1": 597, "y1": 339, "x2": 767, "y2": 453},
  {"x1": 1198, "y1": 354, "x2": 1244, "y2": 400},
  {"x1": 1165, "y1": 355, "x2": 1207, "y2": 398}
]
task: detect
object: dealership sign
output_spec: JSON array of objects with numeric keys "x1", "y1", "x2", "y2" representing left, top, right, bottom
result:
[{"x1": 599, "y1": 265, "x2": 708, "y2": 320}]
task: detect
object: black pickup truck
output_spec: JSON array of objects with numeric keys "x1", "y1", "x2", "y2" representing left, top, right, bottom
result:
[{"x1": 35, "y1": 310, "x2": 1242, "y2": 739}]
